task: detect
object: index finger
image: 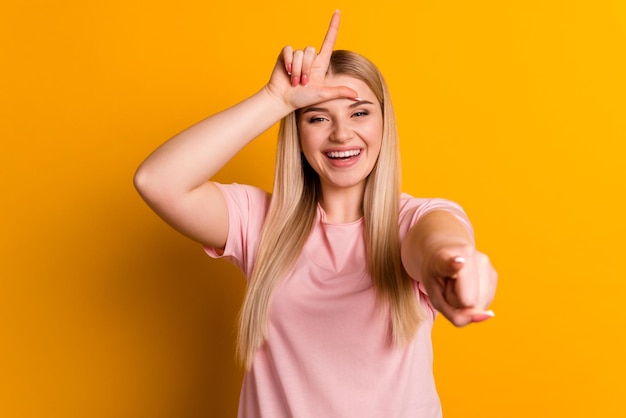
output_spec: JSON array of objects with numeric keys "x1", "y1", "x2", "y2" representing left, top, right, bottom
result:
[
  {"x1": 318, "y1": 10, "x2": 341, "y2": 61},
  {"x1": 433, "y1": 253, "x2": 465, "y2": 279}
]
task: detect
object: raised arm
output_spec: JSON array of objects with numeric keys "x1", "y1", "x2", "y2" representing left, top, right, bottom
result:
[
  {"x1": 133, "y1": 11, "x2": 357, "y2": 249},
  {"x1": 401, "y1": 210, "x2": 498, "y2": 326}
]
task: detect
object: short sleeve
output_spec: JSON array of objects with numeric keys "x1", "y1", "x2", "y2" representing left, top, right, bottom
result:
[
  {"x1": 202, "y1": 183, "x2": 269, "y2": 278},
  {"x1": 398, "y1": 194, "x2": 474, "y2": 244}
]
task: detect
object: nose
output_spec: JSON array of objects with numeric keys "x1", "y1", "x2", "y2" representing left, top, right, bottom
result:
[{"x1": 329, "y1": 120, "x2": 353, "y2": 143}]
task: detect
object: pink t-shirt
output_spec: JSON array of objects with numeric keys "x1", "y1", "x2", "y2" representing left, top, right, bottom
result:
[{"x1": 205, "y1": 183, "x2": 472, "y2": 418}]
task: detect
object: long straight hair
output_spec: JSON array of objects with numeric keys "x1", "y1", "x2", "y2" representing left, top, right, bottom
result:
[{"x1": 237, "y1": 50, "x2": 424, "y2": 368}]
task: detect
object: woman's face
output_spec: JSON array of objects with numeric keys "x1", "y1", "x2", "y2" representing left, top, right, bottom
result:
[{"x1": 297, "y1": 74, "x2": 383, "y2": 196}]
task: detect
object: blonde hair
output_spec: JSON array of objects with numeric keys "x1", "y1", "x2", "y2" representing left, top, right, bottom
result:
[{"x1": 237, "y1": 50, "x2": 424, "y2": 368}]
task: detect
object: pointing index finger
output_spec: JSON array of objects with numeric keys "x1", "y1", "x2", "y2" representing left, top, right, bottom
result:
[{"x1": 318, "y1": 10, "x2": 341, "y2": 61}]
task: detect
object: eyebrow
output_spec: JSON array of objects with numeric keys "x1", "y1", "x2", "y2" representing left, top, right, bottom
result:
[{"x1": 300, "y1": 100, "x2": 375, "y2": 114}]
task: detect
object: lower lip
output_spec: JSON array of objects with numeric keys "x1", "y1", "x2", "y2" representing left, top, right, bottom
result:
[{"x1": 325, "y1": 152, "x2": 362, "y2": 168}]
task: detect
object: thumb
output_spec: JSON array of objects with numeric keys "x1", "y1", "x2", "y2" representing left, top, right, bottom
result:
[
  {"x1": 446, "y1": 307, "x2": 496, "y2": 327},
  {"x1": 316, "y1": 85, "x2": 359, "y2": 102}
]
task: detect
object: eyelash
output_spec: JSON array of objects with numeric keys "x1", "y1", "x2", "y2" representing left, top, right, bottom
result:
[{"x1": 308, "y1": 111, "x2": 369, "y2": 124}]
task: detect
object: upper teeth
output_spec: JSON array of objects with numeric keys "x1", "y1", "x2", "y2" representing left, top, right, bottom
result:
[{"x1": 327, "y1": 150, "x2": 361, "y2": 158}]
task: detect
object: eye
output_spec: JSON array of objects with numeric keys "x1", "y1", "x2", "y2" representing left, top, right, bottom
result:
[
  {"x1": 352, "y1": 110, "x2": 369, "y2": 118},
  {"x1": 308, "y1": 116, "x2": 328, "y2": 123}
]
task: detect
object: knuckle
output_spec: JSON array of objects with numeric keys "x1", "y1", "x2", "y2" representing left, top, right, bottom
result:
[{"x1": 477, "y1": 252, "x2": 490, "y2": 266}]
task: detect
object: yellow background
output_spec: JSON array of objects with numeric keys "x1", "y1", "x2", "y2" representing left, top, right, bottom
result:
[{"x1": 2, "y1": 0, "x2": 625, "y2": 416}]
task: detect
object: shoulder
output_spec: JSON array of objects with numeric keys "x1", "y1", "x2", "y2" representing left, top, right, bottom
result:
[
  {"x1": 399, "y1": 192, "x2": 466, "y2": 216},
  {"x1": 399, "y1": 192, "x2": 470, "y2": 237},
  {"x1": 212, "y1": 182, "x2": 272, "y2": 238},
  {"x1": 215, "y1": 182, "x2": 269, "y2": 201},
  {"x1": 203, "y1": 183, "x2": 271, "y2": 270},
  {"x1": 214, "y1": 182, "x2": 271, "y2": 213}
]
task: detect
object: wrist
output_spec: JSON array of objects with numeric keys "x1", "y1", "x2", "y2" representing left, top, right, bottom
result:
[{"x1": 261, "y1": 84, "x2": 297, "y2": 117}]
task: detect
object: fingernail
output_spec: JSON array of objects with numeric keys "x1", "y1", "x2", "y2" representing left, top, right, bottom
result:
[
  {"x1": 287, "y1": 64, "x2": 292, "y2": 75},
  {"x1": 291, "y1": 76, "x2": 299, "y2": 87},
  {"x1": 352, "y1": 96, "x2": 362, "y2": 101},
  {"x1": 471, "y1": 310, "x2": 495, "y2": 323},
  {"x1": 453, "y1": 256, "x2": 466, "y2": 264},
  {"x1": 301, "y1": 74, "x2": 309, "y2": 86}
]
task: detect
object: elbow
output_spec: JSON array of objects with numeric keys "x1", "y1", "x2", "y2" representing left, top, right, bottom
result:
[
  {"x1": 133, "y1": 162, "x2": 160, "y2": 204},
  {"x1": 133, "y1": 161, "x2": 188, "y2": 209},
  {"x1": 133, "y1": 164, "x2": 148, "y2": 196}
]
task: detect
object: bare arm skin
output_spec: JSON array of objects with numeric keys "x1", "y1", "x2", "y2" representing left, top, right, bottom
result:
[
  {"x1": 133, "y1": 11, "x2": 357, "y2": 249},
  {"x1": 401, "y1": 210, "x2": 498, "y2": 326},
  {"x1": 133, "y1": 88, "x2": 293, "y2": 249}
]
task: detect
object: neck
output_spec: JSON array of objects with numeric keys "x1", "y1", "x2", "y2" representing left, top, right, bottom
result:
[{"x1": 318, "y1": 183, "x2": 365, "y2": 224}]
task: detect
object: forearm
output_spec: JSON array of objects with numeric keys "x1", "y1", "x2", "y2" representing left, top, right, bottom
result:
[
  {"x1": 134, "y1": 86, "x2": 293, "y2": 196},
  {"x1": 401, "y1": 210, "x2": 473, "y2": 282}
]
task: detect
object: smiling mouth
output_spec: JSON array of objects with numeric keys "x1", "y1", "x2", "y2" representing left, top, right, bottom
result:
[{"x1": 325, "y1": 149, "x2": 362, "y2": 160}]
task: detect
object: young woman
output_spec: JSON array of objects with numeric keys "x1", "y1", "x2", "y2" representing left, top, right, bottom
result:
[{"x1": 134, "y1": 11, "x2": 497, "y2": 418}]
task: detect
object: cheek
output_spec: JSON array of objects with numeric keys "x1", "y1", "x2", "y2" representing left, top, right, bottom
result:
[
  {"x1": 298, "y1": 136, "x2": 312, "y2": 157},
  {"x1": 359, "y1": 124, "x2": 383, "y2": 151},
  {"x1": 299, "y1": 129, "x2": 324, "y2": 155},
  {"x1": 298, "y1": 139, "x2": 317, "y2": 168}
]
